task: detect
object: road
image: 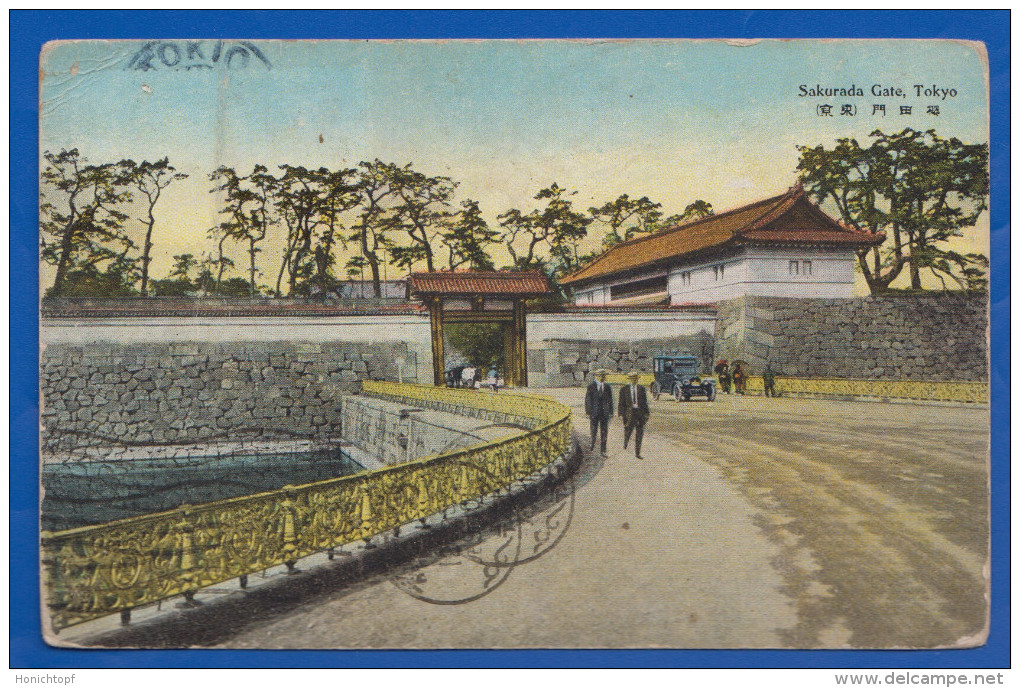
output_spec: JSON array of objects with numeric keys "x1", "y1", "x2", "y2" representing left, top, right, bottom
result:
[{"x1": 214, "y1": 389, "x2": 988, "y2": 650}]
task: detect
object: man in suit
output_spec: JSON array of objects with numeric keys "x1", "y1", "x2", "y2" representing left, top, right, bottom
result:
[
  {"x1": 619, "y1": 370, "x2": 650, "y2": 459},
  {"x1": 584, "y1": 369, "x2": 614, "y2": 455}
]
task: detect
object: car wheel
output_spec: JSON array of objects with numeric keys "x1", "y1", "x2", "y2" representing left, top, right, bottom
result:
[
  {"x1": 651, "y1": 381, "x2": 661, "y2": 400},
  {"x1": 672, "y1": 384, "x2": 683, "y2": 402},
  {"x1": 707, "y1": 385, "x2": 716, "y2": 401}
]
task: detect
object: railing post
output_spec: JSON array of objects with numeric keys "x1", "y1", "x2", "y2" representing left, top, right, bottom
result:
[
  {"x1": 176, "y1": 506, "x2": 201, "y2": 608},
  {"x1": 280, "y1": 486, "x2": 300, "y2": 573}
]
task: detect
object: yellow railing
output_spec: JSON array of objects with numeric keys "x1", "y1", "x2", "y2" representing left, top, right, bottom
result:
[
  {"x1": 41, "y1": 383, "x2": 572, "y2": 631},
  {"x1": 603, "y1": 373, "x2": 655, "y2": 386},
  {"x1": 743, "y1": 377, "x2": 989, "y2": 403}
]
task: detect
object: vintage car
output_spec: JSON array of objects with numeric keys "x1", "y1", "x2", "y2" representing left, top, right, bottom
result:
[{"x1": 650, "y1": 354, "x2": 717, "y2": 402}]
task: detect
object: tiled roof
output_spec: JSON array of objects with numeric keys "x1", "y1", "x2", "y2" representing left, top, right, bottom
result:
[
  {"x1": 408, "y1": 271, "x2": 551, "y2": 296},
  {"x1": 40, "y1": 298, "x2": 425, "y2": 318},
  {"x1": 560, "y1": 186, "x2": 884, "y2": 286}
]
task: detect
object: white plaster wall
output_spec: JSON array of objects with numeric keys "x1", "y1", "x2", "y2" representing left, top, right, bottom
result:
[
  {"x1": 41, "y1": 310, "x2": 719, "y2": 383},
  {"x1": 666, "y1": 255, "x2": 750, "y2": 303},
  {"x1": 528, "y1": 311, "x2": 716, "y2": 342},
  {"x1": 574, "y1": 245, "x2": 859, "y2": 305},
  {"x1": 665, "y1": 247, "x2": 856, "y2": 302}
]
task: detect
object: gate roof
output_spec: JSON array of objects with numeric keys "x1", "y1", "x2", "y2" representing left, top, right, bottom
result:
[{"x1": 408, "y1": 271, "x2": 551, "y2": 297}]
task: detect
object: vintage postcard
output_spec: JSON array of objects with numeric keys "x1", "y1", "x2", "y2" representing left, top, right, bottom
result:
[{"x1": 37, "y1": 38, "x2": 991, "y2": 650}]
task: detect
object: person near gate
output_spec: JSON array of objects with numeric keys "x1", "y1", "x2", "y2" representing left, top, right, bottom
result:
[
  {"x1": 584, "y1": 368, "x2": 614, "y2": 455},
  {"x1": 619, "y1": 370, "x2": 650, "y2": 460},
  {"x1": 762, "y1": 364, "x2": 777, "y2": 398},
  {"x1": 732, "y1": 363, "x2": 747, "y2": 395},
  {"x1": 715, "y1": 359, "x2": 731, "y2": 394}
]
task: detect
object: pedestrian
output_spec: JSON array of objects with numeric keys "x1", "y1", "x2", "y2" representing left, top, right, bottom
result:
[
  {"x1": 762, "y1": 364, "x2": 777, "y2": 398},
  {"x1": 584, "y1": 368, "x2": 614, "y2": 455},
  {"x1": 619, "y1": 370, "x2": 650, "y2": 460},
  {"x1": 732, "y1": 363, "x2": 746, "y2": 395},
  {"x1": 488, "y1": 367, "x2": 499, "y2": 393},
  {"x1": 715, "y1": 359, "x2": 731, "y2": 394}
]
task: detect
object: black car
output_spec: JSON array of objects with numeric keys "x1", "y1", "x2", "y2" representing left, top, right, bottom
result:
[{"x1": 650, "y1": 354, "x2": 717, "y2": 402}]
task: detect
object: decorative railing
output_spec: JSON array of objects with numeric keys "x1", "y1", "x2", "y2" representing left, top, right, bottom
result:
[
  {"x1": 744, "y1": 376, "x2": 989, "y2": 403},
  {"x1": 41, "y1": 383, "x2": 572, "y2": 631},
  {"x1": 603, "y1": 373, "x2": 655, "y2": 387}
]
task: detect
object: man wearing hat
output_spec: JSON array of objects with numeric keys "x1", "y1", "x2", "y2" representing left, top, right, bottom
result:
[
  {"x1": 619, "y1": 371, "x2": 650, "y2": 459},
  {"x1": 584, "y1": 369, "x2": 614, "y2": 455}
]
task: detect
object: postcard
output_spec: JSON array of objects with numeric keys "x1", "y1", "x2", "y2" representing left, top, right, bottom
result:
[{"x1": 37, "y1": 38, "x2": 990, "y2": 650}]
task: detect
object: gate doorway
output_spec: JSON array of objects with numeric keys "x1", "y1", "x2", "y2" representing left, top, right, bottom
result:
[
  {"x1": 443, "y1": 321, "x2": 506, "y2": 388},
  {"x1": 408, "y1": 271, "x2": 551, "y2": 388}
]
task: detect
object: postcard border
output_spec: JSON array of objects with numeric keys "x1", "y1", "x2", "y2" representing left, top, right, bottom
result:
[{"x1": 11, "y1": 9, "x2": 1010, "y2": 669}]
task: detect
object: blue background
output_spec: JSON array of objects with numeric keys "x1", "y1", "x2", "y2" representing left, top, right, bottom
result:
[{"x1": 10, "y1": 10, "x2": 1010, "y2": 669}]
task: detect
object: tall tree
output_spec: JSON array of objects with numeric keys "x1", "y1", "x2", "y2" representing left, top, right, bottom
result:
[
  {"x1": 798, "y1": 128, "x2": 988, "y2": 293},
  {"x1": 590, "y1": 194, "x2": 663, "y2": 249},
  {"x1": 274, "y1": 165, "x2": 329, "y2": 296},
  {"x1": 442, "y1": 199, "x2": 499, "y2": 270},
  {"x1": 41, "y1": 149, "x2": 136, "y2": 296},
  {"x1": 312, "y1": 167, "x2": 360, "y2": 295},
  {"x1": 350, "y1": 160, "x2": 402, "y2": 297},
  {"x1": 499, "y1": 183, "x2": 591, "y2": 275},
  {"x1": 210, "y1": 164, "x2": 279, "y2": 297},
  {"x1": 120, "y1": 157, "x2": 188, "y2": 296},
  {"x1": 387, "y1": 166, "x2": 457, "y2": 273}
]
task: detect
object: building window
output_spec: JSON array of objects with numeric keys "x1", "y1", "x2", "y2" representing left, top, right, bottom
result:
[
  {"x1": 789, "y1": 260, "x2": 813, "y2": 276},
  {"x1": 609, "y1": 275, "x2": 668, "y2": 301},
  {"x1": 713, "y1": 264, "x2": 725, "y2": 281},
  {"x1": 680, "y1": 271, "x2": 691, "y2": 286}
]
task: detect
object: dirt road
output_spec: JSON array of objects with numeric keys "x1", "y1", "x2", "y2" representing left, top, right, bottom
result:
[
  {"x1": 639, "y1": 391, "x2": 989, "y2": 648},
  {"x1": 215, "y1": 389, "x2": 987, "y2": 650}
]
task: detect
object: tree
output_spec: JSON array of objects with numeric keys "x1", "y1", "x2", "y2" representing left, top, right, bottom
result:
[
  {"x1": 387, "y1": 166, "x2": 457, "y2": 273},
  {"x1": 499, "y1": 183, "x2": 592, "y2": 275},
  {"x1": 590, "y1": 194, "x2": 663, "y2": 249},
  {"x1": 120, "y1": 157, "x2": 188, "y2": 296},
  {"x1": 149, "y1": 253, "x2": 197, "y2": 297},
  {"x1": 442, "y1": 199, "x2": 499, "y2": 270},
  {"x1": 168, "y1": 253, "x2": 197, "y2": 279},
  {"x1": 798, "y1": 128, "x2": 988, "y2": 293},
  {"x1": 312, "y1": 167, "x2": 361, "y2": 295},
  {"x1": 350, "y1": 160, "x2": 402, "y2": 297},
  {"x1": 678, "y1": 199, "x2": 714, "y2": 223},
  {"x1": 643, "y1": 200, "x2": 715, "y2": 235},
  {"x1": 273, "y1": 165, "x2": 330, "y2": 296},
  {"x1": 445, "y1": 322, "x2": 504, "y2": 375},
  {"x1": 41, "y1": 149, "x2": 136, "y2": 296}
]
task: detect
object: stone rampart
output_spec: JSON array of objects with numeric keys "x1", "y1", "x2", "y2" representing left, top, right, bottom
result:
[
  {"x1": 714, "y1": 294, "x2": 988, "y2": 380},
  {"x1": 40, "y1": 340, "x2": 411, "y2": 452}
]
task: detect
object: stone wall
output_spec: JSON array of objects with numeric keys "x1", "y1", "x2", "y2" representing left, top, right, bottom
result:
[
  {"x1": 339, "y1": 396, "x2": 468, "y2": 466},
  {"x1": 40, "y1": 340, "x2": 412, "y2": 452},
  {"x1": 714, "y1": 294, "x2": 988, "y2": 381},
  {"x1": 527, "y1": 334, "x2": 716, "y2": 388}
]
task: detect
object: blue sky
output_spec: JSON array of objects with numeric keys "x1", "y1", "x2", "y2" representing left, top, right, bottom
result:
[{"x1": 40, "y1": 39, "x2": 989, "y2": 285}]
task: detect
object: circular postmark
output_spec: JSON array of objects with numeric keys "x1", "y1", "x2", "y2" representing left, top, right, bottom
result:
[{"x1": 388, "y1": 467, "x2": 576, "y2": 606}]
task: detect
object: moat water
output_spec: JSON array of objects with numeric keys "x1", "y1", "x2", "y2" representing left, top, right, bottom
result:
[{"x1": 41, "y1": 447, "x2": 365, "y2": 531}]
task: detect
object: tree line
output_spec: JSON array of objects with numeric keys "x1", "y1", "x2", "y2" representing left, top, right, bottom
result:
[
  {"x1": 798, "y1": 128, "x2": 989, "y2": 293},
  {"x1": 41, "y1": 127, "x2": 988, "y2": 299},
  {"x1": 40, "y1": 150, "x2": 713, "y2": 299}
]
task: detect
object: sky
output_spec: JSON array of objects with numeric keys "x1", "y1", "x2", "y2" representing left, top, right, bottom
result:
[{"x1": 39, "y1": 39, "x2": 990, "y2": 292}]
